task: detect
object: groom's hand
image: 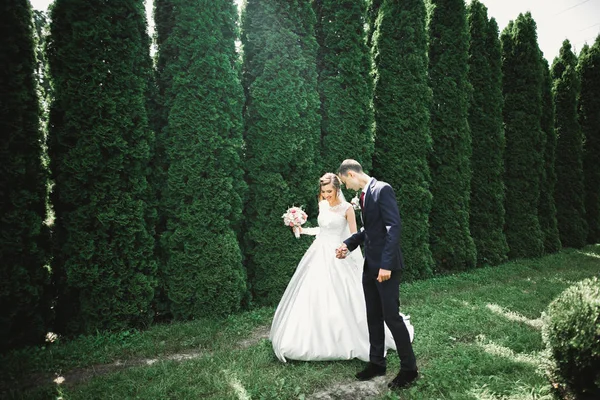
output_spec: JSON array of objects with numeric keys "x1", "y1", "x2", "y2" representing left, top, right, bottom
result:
[
  {"x1": 377, "y1": 269, "x2": 391, "y2": 283},
  {"x1": 335, "y1": 243, "x2": 348, "y2": 259}
]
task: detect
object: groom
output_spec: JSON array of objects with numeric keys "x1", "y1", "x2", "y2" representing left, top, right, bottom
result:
[{"x1": 336, "y1": 159, "x2": 418, "y2": 389}]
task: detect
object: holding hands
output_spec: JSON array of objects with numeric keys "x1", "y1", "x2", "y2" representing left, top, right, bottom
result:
[
  {"x1": 335, "y1": 243, "x2": 348, "y2": 259},
  {"x1": 336, "y1": 243, "x2": 391, "y2": 283}
]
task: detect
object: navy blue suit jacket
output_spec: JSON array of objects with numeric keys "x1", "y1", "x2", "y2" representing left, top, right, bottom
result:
[{"x1": 343, "y1": 179, "x2": 404, "y2": 271}]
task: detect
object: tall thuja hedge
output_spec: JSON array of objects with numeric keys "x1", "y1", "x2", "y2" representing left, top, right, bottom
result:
[
  {"x1": 552, "y1": 40, "x2": 587, "y2": 249},
  {"x1": 579, "y1": 37, "x2": 600, "y2": 244},
  {"x1": 313, "y1": 0, "x2": 374, "y2": 172},
  {"x1": 427, "y1": 0, "x2": 476, "y2": 271},
  {"x1": 157, "y1": 0, "x2": 247, "y2": 319},
  {"x1": 47, "y1": 0, "x2": 156, "y2": 334},
  {"x1": 370, "y1": 0, "x2": 433, "y2": 280},
  {"x1": 0, "y1": 0, "x2": 50, "y2": 350},
  {"x1": 501, "y1": 14, "x2": 544, "y2": 259},
  {"x1": 539, "y1": 58, "x2": 562, "y2": 254},
  {"x1": 242, "y1": 0, "x2": 321, "y2": 305},
  {"x1": 467, "y1": 1, "x2": 508, "y2": 266}
]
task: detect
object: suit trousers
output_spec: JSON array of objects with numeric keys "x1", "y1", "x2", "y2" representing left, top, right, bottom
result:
[{"x1": 362, "y1": 265, "x2": 417, "y2": 371}]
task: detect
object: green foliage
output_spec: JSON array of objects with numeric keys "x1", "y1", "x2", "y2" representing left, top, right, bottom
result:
[
  {"x1": 539, "y1": 58, "x2": 562, "y2": 254},
  {"x1": 542, "y1": 277, "x2": 600, "y2": 398},
  {"x1": 313, "y1": 0, "x2": 374, "y2": 173},
  {"x1": 241, "y1": 0, "x2": 321, "y2": 305},
  {"x1": 365, "y1": 0, "x2": 383, "y2": 48},
  {"x1": 3, "y1": 246, "x2": 600, "y2": 399},
  {"x1": 155, "y1": 0, "x2": 247, "y2": 319},
  {"x1": 467, "y1": 2, "x2": 508, "y2": 266},
  {"x1": 427, "y1": 0, "x2": 476, "y2": 271},
  {"x1": 0, "y1": 0, "x2": 51, "y2": 351},
  {"x1": 47, "y1": 0, "x2": 156, "y2": 334},
  {"x1": 501, "y1": 13, "x2": 545, "y2": 259},
  {"x1": 579, "y1": 36, "x2": 600, "y2": 244},
  {"x1": 371, "y1": 0, "x2": 434, "y2": 280},
  {"x1": 552, "y1": 40, "x2": 588, "y2": 249}
]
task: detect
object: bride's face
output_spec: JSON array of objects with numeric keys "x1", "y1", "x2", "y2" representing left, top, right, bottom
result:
[{"x1": 320, "y1": 184, "x2": 337, "y2": 203}]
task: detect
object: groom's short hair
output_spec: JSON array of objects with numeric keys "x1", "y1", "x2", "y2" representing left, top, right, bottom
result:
[{"x1": 338, "y1": 159, "x2": 363, "y2": 176}]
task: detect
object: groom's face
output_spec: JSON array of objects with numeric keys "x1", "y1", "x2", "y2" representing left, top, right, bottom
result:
[{"x1": 339, "y1": 172, "x2": 360, "y2": 191}]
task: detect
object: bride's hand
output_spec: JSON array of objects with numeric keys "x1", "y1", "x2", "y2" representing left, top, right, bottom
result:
[{"x1": 335, "y1": 244, "x2": 348, "y2": 259}]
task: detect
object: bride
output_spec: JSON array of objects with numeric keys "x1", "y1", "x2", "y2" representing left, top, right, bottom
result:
[{"x1": 270, "y1": 173, "x2": 414, "y2": 362}]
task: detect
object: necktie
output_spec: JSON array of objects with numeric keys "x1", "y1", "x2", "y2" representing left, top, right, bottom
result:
[{"x1": 360, "y1": 191, "x2": 365, "y2": 209}]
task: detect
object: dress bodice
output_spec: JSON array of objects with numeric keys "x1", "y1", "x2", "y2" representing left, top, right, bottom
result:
[{"x1": 317, "y1": 200, "x2": 352, "y2": 239}]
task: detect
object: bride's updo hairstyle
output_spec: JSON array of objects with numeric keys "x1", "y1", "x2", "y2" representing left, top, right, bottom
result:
[{"x1": 318, "y1": 172, "x2": 341, "y2": 202}]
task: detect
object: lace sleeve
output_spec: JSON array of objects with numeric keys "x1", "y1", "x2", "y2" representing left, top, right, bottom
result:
[{"x1": 301, "y1": 226, "x2": 320, "y2": 236}]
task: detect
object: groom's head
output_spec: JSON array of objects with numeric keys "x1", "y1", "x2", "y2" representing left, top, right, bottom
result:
[{"x1": 338, "y1": 159, "x2": 364, "y2": 191}]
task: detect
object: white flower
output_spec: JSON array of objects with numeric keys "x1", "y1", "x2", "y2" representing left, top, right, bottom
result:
[{"x1": 350, "y1": 195, "x2": 361, "y2": 210}]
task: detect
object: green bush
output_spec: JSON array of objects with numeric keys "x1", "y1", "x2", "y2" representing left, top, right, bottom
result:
[{"x1": 542, "y1": 277, "x2": 600, "y2": 398}]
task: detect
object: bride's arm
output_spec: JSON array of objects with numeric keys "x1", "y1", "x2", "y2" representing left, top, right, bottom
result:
[{"x1": 345, "y1": 206, "x2": 358, "y2": 234}]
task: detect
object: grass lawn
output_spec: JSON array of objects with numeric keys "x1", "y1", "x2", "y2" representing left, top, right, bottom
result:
[{"x1": 1, "y1": 245, "x2": 598, "y2": 399}]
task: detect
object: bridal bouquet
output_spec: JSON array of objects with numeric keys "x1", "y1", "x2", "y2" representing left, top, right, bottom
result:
[{"x1": 282, "y1": 206, "x2": 308, "y2": 239}]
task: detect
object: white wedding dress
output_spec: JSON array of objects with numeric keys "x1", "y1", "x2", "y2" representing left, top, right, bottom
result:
[{"x1": 270, "y1": 200, "x2": 414, "y2": 362}]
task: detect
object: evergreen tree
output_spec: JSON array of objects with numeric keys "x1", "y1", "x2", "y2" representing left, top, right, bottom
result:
[
  {"x1": 47, "y1": 0, "x2": 156, "y2": 334},
  {"x1": 578, "y1": 36, "x2": 600, "y2": 244},
  {"x1": 467, "y1": 1, "x2": 508, "y2": 266},
  {"x1": 313, "y1": 0, "x2": 374, "y2": 172},
  {"x1": 500, "y1": 14, "x2": 544, "y2": 259},
  {"x1": 0, "y1": 0, "x2": 50, "y2": 350},
  {"x1": 156, "y1": 0, "x2": 247, "y2": 319},
  {"x1": 242, "y1": 0, "x2": 321, "y2": 305},
  {"x1": 371, "y1": 0, "x2": 433, "y2": 280},
  {"x1": 552, "y1": 40, "x2": 587, "y2": 248},
  {"x1": 539, "y1": 58, "x2": 562, "y2": 253},
  {"x1": 427, "y1": 0, "x2": 476, "y2": 271}
]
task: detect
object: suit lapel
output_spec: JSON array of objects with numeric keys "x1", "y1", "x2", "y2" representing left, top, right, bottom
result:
[{"x1": 363, "y1": 178, "x2": 377, "y2": 222}]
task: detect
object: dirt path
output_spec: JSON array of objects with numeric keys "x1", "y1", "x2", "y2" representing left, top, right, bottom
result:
[{"x1": 4, "y1": 325, "x2": 392, "y2": 400}]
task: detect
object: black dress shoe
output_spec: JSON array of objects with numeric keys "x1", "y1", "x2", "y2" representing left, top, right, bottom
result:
[
  {"x1": 388, "y1": 369, "x2": 418, "y2": 389},
  {"x1": 355, "y1": 362, "x2": 386, "y2": 381}
]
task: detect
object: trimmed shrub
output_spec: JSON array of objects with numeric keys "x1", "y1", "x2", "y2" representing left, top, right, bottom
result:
[
  {"x1": 241, "y1": 0, "x2": 321, "y2": 305},
  {"x1": 542, "y1": 277, "x2": 600, "y2": 398},
  {"x1": 0, "y1": 0, "x2": 51, "y2": 350},
  {"x1": 427, "y1": 0, "x2": 477, "y2": 271},
  {"x1": 467, "y1": 1, "x2": 508, "y2": 266},
  {"x1": 552, "y1": 40, "x2": 588, "y2": 249},
  {"x1": 579, "y1": 36, "x2": 600, "y2": 244},
  {"x1": 539, "y1": 58, "x2": 562, "y2": 254},
  {"x1": 313, "y1": 0, "x2": 374, "y2": 173},
  {"x1": 154, "y1": 0, "x2": 247, "y2": 319},
  {"x1": 500, "y1": 13, "x2": 545, "y2": 259},
  {"x1": 371, "y1": 0, "x2": 434, "y2": 280},
  {"x1": 47, "y1": 0, "x2": 156, "y2": 334}
]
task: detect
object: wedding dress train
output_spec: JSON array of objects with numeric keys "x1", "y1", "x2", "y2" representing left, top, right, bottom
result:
[{"x1": 270, "y1": 200, "x2": 414, "y2": 362}]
